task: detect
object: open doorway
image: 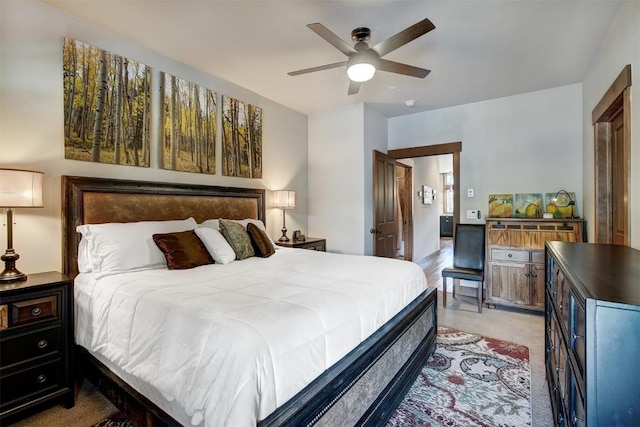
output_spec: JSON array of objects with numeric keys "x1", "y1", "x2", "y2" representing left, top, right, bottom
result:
[
  {"x1": 388, "y1": 142, "x2": 461, "y2": 264},
  {"x1": 438, "y1": 155, "x2": 455, "y2": 240}
]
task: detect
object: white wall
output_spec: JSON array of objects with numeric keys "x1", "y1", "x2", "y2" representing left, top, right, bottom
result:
[
  {"x1": 389, "y1": 84, "x2": 583, "y2": 228},
  {"x1": 410, "y1": 156, "x2": 441, "y2": 262},
  {"x1": 363, "y1": 105, "x2": 389, "y2": 255},
  {"x1": 581, "y1": 0, "x2": 640, "y2": 249},
  {"x1": 0, "y1": 0, "x2": 308, "y2": 274},
  {"x1": 308, "y1": 104, "x2": 365, "y2": 254}
]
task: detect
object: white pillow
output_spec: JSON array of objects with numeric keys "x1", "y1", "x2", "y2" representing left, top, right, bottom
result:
[
  {"x1": 77, "y1": 237, "x2": 93, "y2": 273},
  {"x1": 199, "y1": 219, "x2": 220, "y2": 230},
  {"x1": 76, "y1": 217, "x2": 198, "y2": 273},
  {"x1": 194, "y1": 227, "x2": 236, "y2": 264},
  {"x1": 199, "y1": 218, "x2": 276, "y2": 248}
]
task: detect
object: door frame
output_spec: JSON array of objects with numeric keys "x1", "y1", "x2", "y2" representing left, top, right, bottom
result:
[
  {"x1": 592, "y1": 64, "x2": 631, "y2": 245},
  {"x1": 388, "y1": 142, "x2": 462, "y2": 239},
  {"x1": 396, "y1": 162, "x2": 413, "y2": 261}
]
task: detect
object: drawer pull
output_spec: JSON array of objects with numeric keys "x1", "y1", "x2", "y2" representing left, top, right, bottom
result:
[
  {"x1": 36, "y1": 374, "x2": 47, "y2": 384},
  {"x1": 37, "y1": 339, "x2": 48, "y2": 349},
  {"x1": 508, "y1": 253, "x2": 513, "y2": 258},
  {"x1": 31, "y1": 307, "x2": 42, "y2": 316}
]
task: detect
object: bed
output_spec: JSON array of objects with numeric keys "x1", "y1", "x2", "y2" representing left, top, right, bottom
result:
[{"x1": 62, "y1": 175, "x2": 437, "y2": 426}]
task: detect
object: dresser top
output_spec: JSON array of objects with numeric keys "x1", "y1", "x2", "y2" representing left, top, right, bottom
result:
[{"x1": 546, "y1": 242, "x2": 640, "y2": 306}]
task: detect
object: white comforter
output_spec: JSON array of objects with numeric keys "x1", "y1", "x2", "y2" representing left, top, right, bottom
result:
[{"x1": 75, "y1": 247, "x2": 427, "y2": 426}]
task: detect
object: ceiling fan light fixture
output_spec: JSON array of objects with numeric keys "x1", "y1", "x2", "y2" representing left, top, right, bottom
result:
[{"x1": 347, "y1": 62, "x2": 376, "y2": 82}]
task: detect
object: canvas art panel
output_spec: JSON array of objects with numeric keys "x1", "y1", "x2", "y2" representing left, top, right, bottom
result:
[
  {"x1": 159, "y1": 73, "x2": 217, "y2": 174},
  {"x1": 222, "y1": 96, "x2": 262, "y2": 178},
  {"x1": 544, "y1": 192, "x2": 576, "y2": 218},
  {"x1": 514, "y1": 193, "x2": 543, "y2": 218},
  {"x1": 63, "y1": 38, "x2": 151, "y2": 167},
  {"x1": 488, "y1": 194, "x2": 514, "y2": 218}
]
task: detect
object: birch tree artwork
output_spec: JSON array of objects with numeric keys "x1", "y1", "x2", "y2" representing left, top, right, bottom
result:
[
  {"x1": 222, "y1": 96, "x2": 262, "y2": 178},
  {"x1": 159, "y1": 73, "x2": 217, "y2": 174},
  {"x1": 63, "y1": 38, "x2": 150, "y2": 167}
]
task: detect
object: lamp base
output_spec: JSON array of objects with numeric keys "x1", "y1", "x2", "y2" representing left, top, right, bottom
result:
[
  {"x1": 278, "y1": 227, "x2": 290, "y2": 243},
  {"x1": 0, "y1": 250, "x2": 27, "y2": 283}
]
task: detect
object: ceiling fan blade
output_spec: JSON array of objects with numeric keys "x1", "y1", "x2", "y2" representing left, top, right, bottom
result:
[
  {"x1": 288, "y1": 61, "x2": 347, "y2": 76},
  {"x1": 377, "y1": 59, "x2": 431, "y2": 78},
  {"x1": 371, "y1": 18, "x2": 435, "y2": 57},
  {"x1": 307, "y1": 23, "x2": 357, "y2": 56},
  {"x1": 348, "y1": 80, "x2": 361, "y2": 95}
]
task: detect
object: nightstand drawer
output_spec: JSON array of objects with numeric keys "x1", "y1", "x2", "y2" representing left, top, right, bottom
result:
[
  {"x1": 1, "y1": 326, "x2": 61, "y2": 367},
  {"x1": 11, "y1": 296, "x2": 57, "y2": 326},
  {"x1": 0, "y1": 359, "x2": 62, "y2": 407}
]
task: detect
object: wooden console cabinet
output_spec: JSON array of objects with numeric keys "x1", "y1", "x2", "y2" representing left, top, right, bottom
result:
[
  {"x1": 485, "y1": 218, "x2": 583, "y2": 311},
  {"x1": 545, "y1": 242, "x2": 640, "y2": 426}
]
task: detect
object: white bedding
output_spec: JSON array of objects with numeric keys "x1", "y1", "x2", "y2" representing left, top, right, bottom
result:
[{"x1": 75, "y1": 247, "x2": 428, "y2": 426}]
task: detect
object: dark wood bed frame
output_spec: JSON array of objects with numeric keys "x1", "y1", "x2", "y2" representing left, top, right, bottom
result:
[{"x1": 62, "y1": 175, "x2": 437, "y2": 426}]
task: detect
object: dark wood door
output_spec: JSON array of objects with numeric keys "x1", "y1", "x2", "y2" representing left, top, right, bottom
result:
[
  {"x1": 372, "y1": 150, "x2": 396, "y2": 258},
  {"x1": 611, "y1": 111, "x2": 627, "y2": 245}
]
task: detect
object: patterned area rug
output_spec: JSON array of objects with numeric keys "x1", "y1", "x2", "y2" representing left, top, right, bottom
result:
[
  {"x1": 91, "y1": 412, "x2": 133, "y2": 427},
  {"x1": 387, "y1": 326, "x2": 531, "y2": 427}
]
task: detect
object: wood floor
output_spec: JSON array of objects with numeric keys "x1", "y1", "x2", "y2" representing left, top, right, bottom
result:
[{"x1": 420, "y1": 237, "x2": 453, "y2": 291}]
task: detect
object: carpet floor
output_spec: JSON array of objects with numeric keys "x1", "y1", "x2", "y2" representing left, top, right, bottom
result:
[{"x1": 94, "y1": 326, "x2": 531, "y2": 427}]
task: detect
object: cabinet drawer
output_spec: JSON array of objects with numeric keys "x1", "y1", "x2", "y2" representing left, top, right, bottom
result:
[
  {"x1": 11, "y1": 296, "x2": 57, "y2": 326},
  {"x1": 0, "y1": 359, "x2": 62, "y2": 406},
  {"x1": 491, "y1": 248, "x2": 529, "y2": 262},
  {"x1": 531, "y1": 250, "x2": 545, "y2": 264},
  {"x1": 569, "y1": 293, "x2": 586, "y2": 379},
  {"x1": 1, "y1": 326, "x2": 61, "y2": 367}
]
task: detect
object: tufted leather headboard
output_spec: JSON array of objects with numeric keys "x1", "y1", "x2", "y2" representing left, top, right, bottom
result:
[{"x1": 62, "y1": 176, "x2": 265, "y2": 278}]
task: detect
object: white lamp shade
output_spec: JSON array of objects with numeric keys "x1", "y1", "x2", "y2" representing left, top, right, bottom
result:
[
  {"x1": 347, "y1": 63, "x2": 376, "y2": 82},
  {"x1": 0, "y1": 169, "x2": 44, "y2": 208},
  {"x1": 273, "y1": 190, "x2": 295, "y2": 209}
]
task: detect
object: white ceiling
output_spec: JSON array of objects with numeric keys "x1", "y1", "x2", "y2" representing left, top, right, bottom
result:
[{"x1": 43, "y1": 0, "x2": 622, "y2": 118}]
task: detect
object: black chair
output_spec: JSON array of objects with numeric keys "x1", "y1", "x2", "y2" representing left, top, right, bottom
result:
[{"x1": 442, "y1": 224, "x2": 486, "y2": 313}]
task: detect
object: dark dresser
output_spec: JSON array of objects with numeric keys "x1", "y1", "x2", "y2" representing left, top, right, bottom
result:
[
  {"x1": 0, "y1": 272, "x2": 74, "y2": 423},
  {"x1": 545, "y1": 242, "x2": 640, "y2": 426}
]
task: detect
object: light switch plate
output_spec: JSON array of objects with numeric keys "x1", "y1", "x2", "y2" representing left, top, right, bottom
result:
[{"x1": 467, "y1": 210, "x2": 477, "y2": 219}]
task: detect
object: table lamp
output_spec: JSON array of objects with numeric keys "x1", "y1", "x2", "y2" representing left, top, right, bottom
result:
[
  {"x1": 0, "y1": 169, "x2": 44, "y2": 283},
  {"x1": 273, "y1": 190, "x2": 295, "y2": 242}
]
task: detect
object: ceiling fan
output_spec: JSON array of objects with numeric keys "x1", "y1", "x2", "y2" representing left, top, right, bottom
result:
[{"x1": 288, "y1": 18, "x2": 435, "y2": 95}]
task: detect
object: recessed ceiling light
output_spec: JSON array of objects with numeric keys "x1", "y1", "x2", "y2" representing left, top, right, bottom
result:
[
  {"x1": 405, "y1": 100, "x2": 416, "y2": 107},
  {"x1": 389, "y1": 86, "x2": 397, "y2": 90}
]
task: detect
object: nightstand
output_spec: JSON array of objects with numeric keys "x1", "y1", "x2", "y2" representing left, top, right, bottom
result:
[
  {"x1": 277, "y1": 237, "x2": 326, "y2": 252},
  {"x1": 0, "y1": 272, "x2": 74, "y2": 423}
]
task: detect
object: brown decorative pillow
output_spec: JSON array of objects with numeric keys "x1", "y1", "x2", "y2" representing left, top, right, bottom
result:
[
  {"x1": 247, "y1": 222, "x2": 275, "y2": 258},
  {"x1": 152, "y1": 230, "x2": 213, "y2": 270},
  {"x1": 219, "y1": 219, "x2": 255, "y2": 260}
]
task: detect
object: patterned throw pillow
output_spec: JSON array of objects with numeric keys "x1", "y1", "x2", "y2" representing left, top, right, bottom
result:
[
  {"x1": 152, "y1": 230, "x2": 213, "y2": 270},
  {"x1": 219, "y1": 219, "x2": 255, "y2": 260},
  {"x1": 247, "y1": 223, "x2": 275, "y2": 258}
]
